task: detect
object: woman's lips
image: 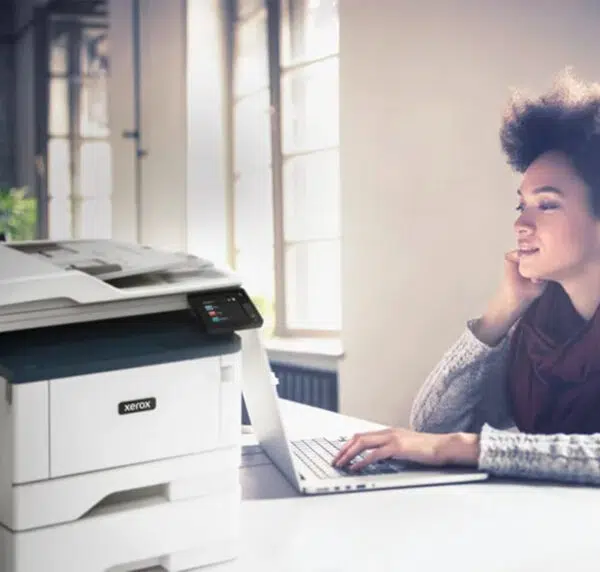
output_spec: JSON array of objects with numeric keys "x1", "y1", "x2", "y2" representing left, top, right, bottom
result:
[{"x1": 518, "y1": 248, "x2": 539, "y2": 256}]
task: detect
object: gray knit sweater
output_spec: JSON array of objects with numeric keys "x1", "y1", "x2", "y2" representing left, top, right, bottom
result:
[{"x1": 409, "y1": 321, "x2": 600, "y2": 485}]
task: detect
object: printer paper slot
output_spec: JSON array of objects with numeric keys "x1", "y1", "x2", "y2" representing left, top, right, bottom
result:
[{"x1": 82, "y1": 483, "x2": 168, "y2": 519}]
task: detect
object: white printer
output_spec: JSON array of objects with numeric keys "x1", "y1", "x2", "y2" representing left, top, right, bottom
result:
[{"x1": 0, "y1": 239, "x2": 265, "y2": 572}]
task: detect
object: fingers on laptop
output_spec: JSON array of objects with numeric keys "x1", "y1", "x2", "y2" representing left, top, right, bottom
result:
[
  {"x1": 345, "y1": 445, "x2": 395, "y2": 472},
  {"x1": 333, "y1": 429, "x2": 392, "y2": 469}
]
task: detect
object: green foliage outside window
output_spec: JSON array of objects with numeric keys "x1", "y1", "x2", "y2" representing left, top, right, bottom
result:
[
  {"x1": 251, "y1": 294, "x2": 275, "y2": 337},
  {"x1": 0, "y1": 187, "x2": 37, "y2": 241}
]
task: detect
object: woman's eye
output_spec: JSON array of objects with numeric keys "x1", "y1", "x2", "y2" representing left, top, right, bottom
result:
[
  {"x1": 516, "y1": 202, "x2": 559, "y2": 213},
  {"x1": 539, "y1": 202, "x2": 559, "y2": 211}
]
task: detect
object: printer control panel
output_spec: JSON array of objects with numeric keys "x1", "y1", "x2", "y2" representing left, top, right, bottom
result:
[{"x1": 188, "y1": 288, "x2": 263, "y2": 334}]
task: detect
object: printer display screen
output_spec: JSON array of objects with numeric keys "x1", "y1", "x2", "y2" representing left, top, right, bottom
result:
[{"x1": 189, "y1": 288, "x2": 263, "y2": 334}]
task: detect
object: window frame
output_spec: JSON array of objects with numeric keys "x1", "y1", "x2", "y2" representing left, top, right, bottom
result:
[{"x1": 226, "y1": 0, "x2": 341, "y2": 339}]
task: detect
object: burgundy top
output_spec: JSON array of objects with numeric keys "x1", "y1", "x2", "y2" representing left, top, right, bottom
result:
[{"x1": 507, "y1": 281, "x2": 600, "y2": 435}]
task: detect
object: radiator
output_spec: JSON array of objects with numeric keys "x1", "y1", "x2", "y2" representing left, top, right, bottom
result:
[
  {"x1": 271, "y1": 361, "x2": 338, "y2": 411},
  {"x1": 241, "y1": 361, "x2": 339, "y2": 425}
]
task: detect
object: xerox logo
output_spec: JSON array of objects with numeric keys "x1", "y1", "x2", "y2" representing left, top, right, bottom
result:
[{"x1": 118, "y1": 397, "x2": 157, "y2": 415}]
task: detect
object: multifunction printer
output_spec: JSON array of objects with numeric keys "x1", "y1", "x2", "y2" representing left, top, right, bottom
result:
[{"x1": 0, "y1": 239, "x2": 265, "y2": 572}]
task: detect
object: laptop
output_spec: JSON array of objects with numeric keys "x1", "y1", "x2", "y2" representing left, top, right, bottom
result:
[{"x1": 240, "y1": 330, "x2": 488, "y2": 495}]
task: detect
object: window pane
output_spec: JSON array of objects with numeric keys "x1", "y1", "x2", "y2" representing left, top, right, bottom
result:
[
  {"x1": 282, "y1": 0, "x2": 339, "y2": 67},
  {"x1": 236, "y1": 0, "x2": 264, "y2": 20},
  {"x1": 285, "y1": 239, "x2": 341, "y2": 331},
  {"x1": 233, "y1": 163, "x2": 274, "y2": 334},
  {"x1": 79, "y1": 141, "x2": 112, "y2": 198},
  {"x1": 234, "y1": 89, "x2": 271, "y2": 173},
  {"x1": 80, "y1": 28, "x2": 109, "y2": 76},
  {"x1": 80, "y1": 77, "x2": 109, "y2": 137},
  {"x1": 283, "y1": 149, "x2": 339, "y2": 241},
  {"x1": 48, "y1": 197, "x2": 72, "y2": 239},
  {"x1": 234, "y1": 169, "x2": 274, "y2": 251},
  {"x1": 48, "y1": 139, "x2": 71, "y2": 200},
  {"x1": 235, "y1": 246, "x2": 275, "y2": 335},
  {"x1": 50, "y1": 28, "x2": 69, "y2": 75},
  {"x1": 282, "y1": 57, "x2": 339, "y2": 154},
  {"x1": 234, "y1": 12, "x2": 269, "y2": 98},
  {"x1": 79, "y1": 197, "x2": 112, "y2": 238},
  {"x1": 49, "y1": 78, "x2": 69, "y2": 137}
]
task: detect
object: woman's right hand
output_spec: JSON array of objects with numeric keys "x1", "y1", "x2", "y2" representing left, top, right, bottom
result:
[
  {"x1": 471, "y1": 250, "x2": 547, "y2": 347},
  {"x1": 499, "y1": 249, "x2": 547, "y2": 311}
]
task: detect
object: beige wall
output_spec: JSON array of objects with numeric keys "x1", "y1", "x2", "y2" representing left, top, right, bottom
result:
[
  {"x1": 109, "y1": 0, "x2": 188, "y2": 252},
  {"x1": 338, "y1": 0, "x2": 600, "y2": 425},
  {"x1": 185, "y1": 0, "x2": 230, "y2": 266},
  {"x1": 108, "y1": 0, "x2": 137, "y2": 244}
]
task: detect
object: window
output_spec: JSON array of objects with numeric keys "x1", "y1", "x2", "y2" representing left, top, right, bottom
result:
[
  {"x1": 46, "y1": 16, "x2": 111, "y2": 240},
  {"x1": 230, "y1": 1, "x2": 276, "y2": 334},
  {"x1": 229, "y1": 0, "x2": 340, "y2": 338}
]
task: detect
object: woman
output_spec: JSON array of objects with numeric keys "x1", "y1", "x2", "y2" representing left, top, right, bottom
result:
[{"x1": 333, "y1": 69, "x2": 600, "y2": 485}]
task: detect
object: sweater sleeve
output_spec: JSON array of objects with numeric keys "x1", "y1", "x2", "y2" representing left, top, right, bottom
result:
[
  {"x1": 479, "y1": 424, "x2": 600, "y2": 485},
  {"x1": 409, "y1": 321, "x2": 514, "y2": 434},
  {"x1": 409, "y1": 321, "x2": 600, "y2": 485}
]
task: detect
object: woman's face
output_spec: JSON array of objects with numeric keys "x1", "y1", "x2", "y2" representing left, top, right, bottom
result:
[{"x1": 515, "y1": 150, "x2": 600, "y2": 283}]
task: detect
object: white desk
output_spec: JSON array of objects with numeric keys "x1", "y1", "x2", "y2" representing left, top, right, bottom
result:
[{"x1": 211, "y1": 400, "x2": 599, "y2": 572}]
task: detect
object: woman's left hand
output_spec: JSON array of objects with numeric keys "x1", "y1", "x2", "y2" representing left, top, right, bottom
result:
[{"x1": 331, "y1": 427, "x2": 480, "y2": 471}]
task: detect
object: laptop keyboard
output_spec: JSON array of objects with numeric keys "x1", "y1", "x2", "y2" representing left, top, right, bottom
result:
[{"x1": 291, "y1": 437, "x2": 409, "y2": 479}]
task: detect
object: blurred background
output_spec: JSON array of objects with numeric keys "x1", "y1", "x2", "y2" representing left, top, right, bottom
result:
[{"x1": 0, "y1": 0, "x2": 598, "y2": 427}]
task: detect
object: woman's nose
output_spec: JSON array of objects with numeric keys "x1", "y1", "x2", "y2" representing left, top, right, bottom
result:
[{"x1": 514, "y1": 210, "x2": 535, "y2": 234}]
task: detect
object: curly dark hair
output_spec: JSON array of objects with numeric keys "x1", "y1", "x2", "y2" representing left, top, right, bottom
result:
[{"x1": 500, "y1": 68, "x2": 600, "y2": 217}]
